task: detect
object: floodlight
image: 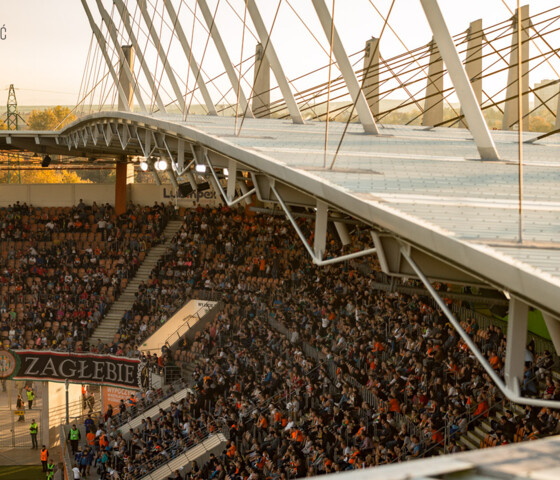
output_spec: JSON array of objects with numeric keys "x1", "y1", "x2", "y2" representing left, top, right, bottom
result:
[{"x1": 156, "y1": 159, "x2": 168, "y2": 171}]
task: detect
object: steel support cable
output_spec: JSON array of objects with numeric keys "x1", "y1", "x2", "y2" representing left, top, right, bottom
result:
[
  {"x1": 185, "y1": 0, "x2": 241, "y2": 118},
  {"x1": 379, "y1": 55, "x2": 426, "y2": 115},
  {"x1": 376, "y1": 30, "x2": 558, "y2": 125},
  {"x1": 304, "y1": 31, "x2": 430, "y2": 120},
  {"x1": 137, "y1": 0, "x2": 158, "y2": 112},
  {"x1": 82, "y1": 39, "x2": 98, "y2": 114},
  {"x1": 211, "y1": 56, "x2": 257, "y2": 115},
  {"x1": 121, "y1": 0, "x2": 202, "y2": 113},
  {"x1": 223, "y1": 0, "x2": 259, "y2": 43},
  {"x1": 323, "y1": 0, "x2": 336, "y2": 167},
  {"x1": 322, "y1": 27, "x2": 496, "y2": 124},
  {"x1": 112, "y1": 0, "x2": 145, "y2": 113},
  {"x1": 177, "y1": 0, "x2": 197, "y2": 117},
  {"x1": 366, "y1": 0, "x2": 459, "y2": 118},
  {"x1": 285, "y1": 0, "x2": 330, "y2": 57},
  {"x1": 268, "y1": 50, "x2": 367, "y2": 113},
  {"x1": 234, "y1": 0, "x2": 249, "y2": 133},
  {"x1": 152, "y1": 0, "x2": 172, "y2": 113},
  {"x1": 267, "y1": 5, "x2": 556, "y2": 124},
  {"x1": 55, "y1": 69, "x2": 114, "y2": 130},
  {"x1": 329, "y1": 19, "x2": 509, "y2": 125},
  {"x1": 77, "y1": 34, "x2": 95, "y2": 116},
  {"x1": 296, "y1": 49, "x2": 428, "y2": 121},
  {"x1": 88, "y1": 30, "x2": 107, "y2": 113},
  {"x1": 328, "y1": 0, "x2": 395, "y2": 170},
  {"x1": 236, "y1": 0, "x2": 284, "y2": 136},
  {"x1": 86, "y1": 35, "x2": 103, "y2": 114},
  {"x1": 95, "y1": 38, "x2": 114, "y2": 112},
  {"x1": 433, "y1": 51, "x2": 560, "y2": 128},
  {"x1": 273, "y1": 52, "x2": 370, "y2": 121},
  {"x1": 214, "y1": 55, "x2": 258, "y2": 115},
  {"x1": 482, "y1": 13, "x2": 560, "y2": 78},
  {"x1": 516, "y1": 0, "x2": 524, "y2": 243}
]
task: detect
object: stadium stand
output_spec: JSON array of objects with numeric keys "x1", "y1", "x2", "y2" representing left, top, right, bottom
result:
[
  {"x1": 0, "y1": 201, "x2": 172, "y2": 353},
  {"x1": 76, "y1": 205, "x2": 556, "y2": 479},
  {"x1": 5, "y1": 203, "x2": 559, "y2": 479}
]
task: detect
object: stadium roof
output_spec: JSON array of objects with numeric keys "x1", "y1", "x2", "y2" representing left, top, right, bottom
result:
[
  {"x1": 309, "y1": 433, "x2": 560, "y2": 480},
  {"x1": 2, "y1": 113, "x2": 560, "y2": 319}
]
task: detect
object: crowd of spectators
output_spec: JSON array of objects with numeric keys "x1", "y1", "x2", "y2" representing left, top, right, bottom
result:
[
  {"x1": 2, "y1": 201, "x2": 557, "y2": 479},
  {"x1": 0, "y1": 200, "x2": 171, "y2": 352},
  {"x1": 75, "y1": 205, "x2": 558, "y2": 480}
]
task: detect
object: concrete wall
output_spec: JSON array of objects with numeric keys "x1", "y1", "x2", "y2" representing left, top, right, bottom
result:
[
  {"x1": 0, "y1": 184, "x2": 115, "y2": 207},
  {"x1": 0, "y1": 183, "x2": 221, "y2": 207},
  {"x1": 129, "y1": 183, "x2": 221, "y2": 207},
  {"x1": 48, "y1": 382, "x2": 83, "y2": 446},
  {"x1": 138, "y1": 300, "x2": 217, "y2": 353}
]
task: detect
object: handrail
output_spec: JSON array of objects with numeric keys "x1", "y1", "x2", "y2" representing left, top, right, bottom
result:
[
  {"x1": 60, "y1": 423, "x2": 73, "y2": 480},
  {"x1": 135, "y1": 418, "x2": 227, "y2": 480},
  {"x1": 109, "y1": 380, "x2": 186, "y2": 430}
]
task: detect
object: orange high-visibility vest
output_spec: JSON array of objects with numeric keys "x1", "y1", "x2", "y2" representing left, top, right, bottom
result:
[{"x1": 41, "y1": 449, "x2": 48, "y2": 461}]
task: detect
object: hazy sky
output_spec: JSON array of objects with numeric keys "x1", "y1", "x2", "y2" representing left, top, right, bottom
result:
[{"x1": 0, "y1": 0, "x2": 558, "y2": 107}]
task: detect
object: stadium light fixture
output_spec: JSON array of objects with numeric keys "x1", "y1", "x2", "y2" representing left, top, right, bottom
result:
[
  {"x1": 140, "y1": 160, "x2": 149, "y2": 171},
  {"x1": 195, "y1": 164, "x2": 207, "y2": 173},
  {"x1": 156, "y1": 159, "x2": 168, "y2": 171},
  {"x1": 41, "y1": 155, "x2": 52, "y2": 168},
  {"x1": 223, "y1": 168, "x2": 229, "y2": 177}
]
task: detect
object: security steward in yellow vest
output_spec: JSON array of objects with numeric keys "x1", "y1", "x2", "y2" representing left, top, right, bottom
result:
[
  {"x1": 29, "y1": 419, "x2": 38, "y2": 449},
  {"x1": 67, "y1": 424, "x2": 81, "y2": 454},
  {"x1": 46, "y1": 460, "x2": 55, "y2": 480},
  {"x1": 26, "y1": 387, "x2": 35, "y2": 409}
]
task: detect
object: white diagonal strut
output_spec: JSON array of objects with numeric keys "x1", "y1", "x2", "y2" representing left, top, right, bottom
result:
[
  {"x1": 311, "y1": 0, "x2": 379, "y2": 134},
  {"x1": 198, "y1": 0, "x2": 253, "y2": 118},
  {"x1": 94, "y1": 0, "x2": 147, "y2": 112},
  {"x1": 420, "y1": 0, "x2": 499, "y2": 160},
  {"x1": 135, "y1": 0, "x2": 186, "y2": 112},
  {"x1": 81, "y1": 0, "x2": 131, "y2": 112},
  {"x1": 400, "y1": 244, "x2": 560, "y2": 408},
  {"x1": 246, "y1": 0, "x2": 304, "y2": 124},
  {"x1": 270, "y1": 182, "x2": 377, "y2": 266},
  {"x1": 113, "y1": 0, "x2": 166, "y2": 113},
  {"x1": 163, "y1": 0, "x2": 217, "y2": 116}
]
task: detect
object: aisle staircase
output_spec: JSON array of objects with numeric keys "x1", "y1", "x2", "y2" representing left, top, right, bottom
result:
[{"x1": 91, "y1": 220, "x2": 184, "y2": 344}]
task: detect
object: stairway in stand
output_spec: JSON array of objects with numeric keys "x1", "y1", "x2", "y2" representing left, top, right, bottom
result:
[{"x1": 91, "y1": 219, "x2": 184, "y2": 344}]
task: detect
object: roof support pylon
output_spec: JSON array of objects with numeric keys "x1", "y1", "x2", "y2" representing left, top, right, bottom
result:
[
  {"x1": 363, "y1": 38, "x2": 380, "y2": 119},
  {"x1": 80, "y1": 0, "x2": 131, "y2": 112},
  {"x1": 460, "y1": 19, "x2": 484, "y2": 128},
  {"x1": 162, "y1": 0, "x2": 217, "y2": 116},
  {"x1": 420, "y1": 0, "x2": 499, "y2": 160},
  {"x1": 135, "y1": 0, "x2": 186, "y2": 112},
  {"x1": 252, "y1": 43, "x2": 271, "y2": 118},
  {"x1": 311, "y1": 0, "x2": 379, "y2": 134},
  {"x1": 94, "y1": 0, "x2": 146, "y2": 112},
  {"x1": 246, "y1": 0, "x2": 304, "y2": 124},
  {"x1": 422, "y1": 39, "x2": 444, "y2": 127},
  {"x1": 197, "y1": 0, "x2": 253, "y2": 118},
  {"x1": 113, "y1": 0, "x2": 167, "y2": 113},
  {"x1": 556, "y1": 89, "x2": 560, "y2": 130}
]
